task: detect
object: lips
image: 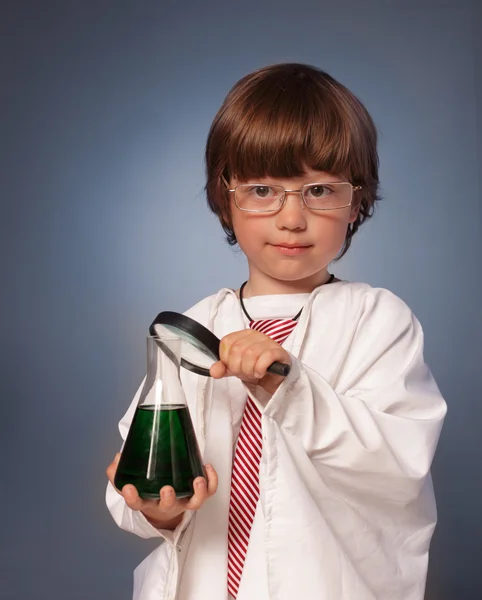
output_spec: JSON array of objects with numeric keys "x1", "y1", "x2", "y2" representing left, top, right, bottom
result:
[{"x1": 271, "y1": 243, "x2": 312, "y2": 256}]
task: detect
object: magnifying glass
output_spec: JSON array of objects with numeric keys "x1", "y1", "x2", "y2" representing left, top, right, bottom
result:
[{"x1": 149, "y1": 311, "x2": 291, "y2": 378}]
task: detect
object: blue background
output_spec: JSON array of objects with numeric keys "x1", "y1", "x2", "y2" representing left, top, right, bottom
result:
[{"x1": 1, "y1": 1, "x2": 481, "y2": 598}]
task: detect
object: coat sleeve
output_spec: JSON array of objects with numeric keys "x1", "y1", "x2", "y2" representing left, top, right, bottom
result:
[
  {"x1": 255, "y1": 290, "x2": 447, "y2": 503},
  {"x1": 105, "y1": 380, "x2": 192, "y2": 545}
]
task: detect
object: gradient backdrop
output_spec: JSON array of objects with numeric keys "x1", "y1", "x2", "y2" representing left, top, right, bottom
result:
[{"x1": 1, "y1": 1, "x2": 481, "y2": 599}]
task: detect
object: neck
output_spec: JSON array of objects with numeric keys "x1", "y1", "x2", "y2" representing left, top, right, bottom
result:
[{"x1": 241, "y1": 269, "x2": 332, "y2": 298}]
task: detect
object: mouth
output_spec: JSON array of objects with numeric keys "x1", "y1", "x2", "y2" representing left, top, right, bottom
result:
[{"x1": 271, "y1": 243, "x2": 312, "y2": 256}]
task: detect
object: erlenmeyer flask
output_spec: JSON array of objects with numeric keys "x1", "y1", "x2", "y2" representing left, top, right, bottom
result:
[{"x1": 114, "y1": 335, "x2": 205, "y2": 499}]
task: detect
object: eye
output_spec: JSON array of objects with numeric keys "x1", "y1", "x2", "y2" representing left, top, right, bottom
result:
[
  {"x1": 305, "y1": 184, "x2": 331, "y2": 199},
  {"x1": 250, "y1": 185, "x2": 274, "y2": 198}
]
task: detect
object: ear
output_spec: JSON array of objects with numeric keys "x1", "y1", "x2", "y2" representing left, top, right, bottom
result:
[
  {"x1": 349, "y1": 186, "x2": 363, "y2": 223},
  {"x1": 220, "y1": 201, "x2": 233, "y2": 230},
  {"x1": 348, "y1": 203, "x2": 360, "y2": 224}
]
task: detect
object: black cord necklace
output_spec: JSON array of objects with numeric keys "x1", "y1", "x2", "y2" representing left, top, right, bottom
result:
[{"x1": 239, "y1": 274, "x2": 335, "y2": 323}]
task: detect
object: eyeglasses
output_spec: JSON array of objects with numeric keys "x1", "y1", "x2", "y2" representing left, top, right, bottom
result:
[{"x1": 227, "y1": 182, "x2": 362, "y2": 212}]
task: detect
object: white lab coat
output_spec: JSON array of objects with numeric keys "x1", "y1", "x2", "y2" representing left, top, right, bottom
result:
[{"x1": 106, "y1": 281, "x2": 446, "y2": 600}]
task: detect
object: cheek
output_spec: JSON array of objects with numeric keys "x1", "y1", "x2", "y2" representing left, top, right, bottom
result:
[
  {"x1": 231, "y1": 212, "x2": 270, "y2": 246},
  {"x1": 307, "y1": 213, "x2": 351, "y2": 256},
  {"x1": 313, "y1": 210, "x2": 352, "y2": 238}
]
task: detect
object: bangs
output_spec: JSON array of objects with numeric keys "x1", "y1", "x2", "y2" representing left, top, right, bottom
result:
[{"x1": 224, "y1": 71, "x2": 360, "y2": 182}]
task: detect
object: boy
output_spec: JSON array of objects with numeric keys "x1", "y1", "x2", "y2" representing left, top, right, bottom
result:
[{"x1": 106, "y1": 63, "x2": 446, "y2": 600}]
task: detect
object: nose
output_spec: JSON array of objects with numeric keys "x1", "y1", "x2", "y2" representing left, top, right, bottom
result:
[{"x1": 275, "y1": 191, "x2": 307, "y2": 231}]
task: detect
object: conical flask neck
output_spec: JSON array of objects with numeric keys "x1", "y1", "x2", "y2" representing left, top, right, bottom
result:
[
  {"x1": 148, "y1": 336, "x2": 181, "y2": 376},
  {"x1": 140, "y1": 336, "x2": 185, "y2": 408}
]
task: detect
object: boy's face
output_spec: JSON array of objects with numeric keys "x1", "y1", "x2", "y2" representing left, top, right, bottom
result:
[{"x1": 229, "y1": 168, "x2": 359, "y2": 294}]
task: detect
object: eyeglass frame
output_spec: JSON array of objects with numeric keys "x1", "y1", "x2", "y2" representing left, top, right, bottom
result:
[{"x1": 224, "y1": 179, "x2": 363, "y2": 213}]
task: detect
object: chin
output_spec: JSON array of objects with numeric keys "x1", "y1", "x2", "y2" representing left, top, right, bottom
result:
[{"x1": 267, "y1": 267, "x2": 325, "y2": 283}]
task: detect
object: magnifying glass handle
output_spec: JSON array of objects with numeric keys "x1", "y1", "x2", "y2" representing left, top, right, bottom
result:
[{"x1": 267, "y1": 361, "x2": 291, "y2": 377}]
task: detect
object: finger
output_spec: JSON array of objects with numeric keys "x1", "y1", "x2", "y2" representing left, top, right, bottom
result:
[
  {"x1": 240, "y1": 342, "x2": 267, "y2": 379},
  {"x1": 160, "y1": 485, "x2": 177, "y2": 510},
  {"x1": 122, "y1": 484, "x2": 145, "y2": 511},
  {"x1": 106, "y1": 453, "x2": 121, "y2": 486},
  {"x1": 204, "y1": 464, "x2": 218, "y2": 496},
  {"x1": 219, "y1": 330, "x2": 254, "y2": 365},
  {"x1": 254, "y1": 350, "x2": 277, "y2": 378},
  {"x1": 210, "y1": 360, "x2": 227, "y2": 379},
  {"x1": 220, "y1": 329, "x2": 255, "y2": 348},
  {"x1": 210, "y1": 364, "x2": 238, "y2": 380},
  {"x1": 254, "y1": 348, "x2": 291, "y2": 379},
  {"x1": 221, "y1": 338, "x2": 247, "y2": 376},
  {"x1": 185, "y1": 477, "x2": 208, "y2": 510}
]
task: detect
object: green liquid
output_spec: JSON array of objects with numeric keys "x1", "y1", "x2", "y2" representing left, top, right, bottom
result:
[{"x1": 114, "y1": 404, "x2": 205, "y2": 499}]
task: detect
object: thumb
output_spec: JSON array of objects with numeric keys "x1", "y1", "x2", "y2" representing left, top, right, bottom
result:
[
  {"x1": 106, "y1": 452, "x2": 122, "y2": 482},
  {"x1": 210, "y1": 360, "x2": 227, "y2": 379}
]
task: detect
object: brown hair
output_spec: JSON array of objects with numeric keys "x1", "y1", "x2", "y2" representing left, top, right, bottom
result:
[{"x1": 205, "y1": 63, "x2": 380, "y2": 258}]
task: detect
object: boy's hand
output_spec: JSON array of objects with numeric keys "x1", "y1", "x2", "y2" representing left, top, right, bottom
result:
[
  {"x1": 210, "y1": 329, "x2": 291, "y2": 394},
  {"x1": 106, "y1": 454, "x2": 218, "y2": 530}
]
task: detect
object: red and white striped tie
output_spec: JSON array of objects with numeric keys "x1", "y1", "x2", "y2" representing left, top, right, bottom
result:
[{"x1": 227, "y1": 318, "x2": 298, "y2": 598}]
